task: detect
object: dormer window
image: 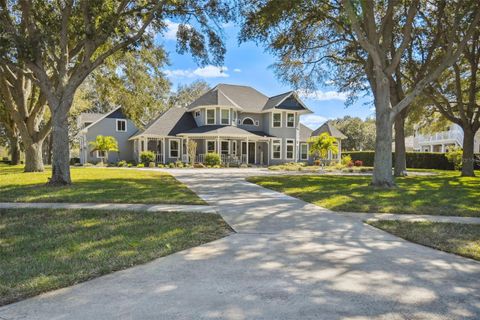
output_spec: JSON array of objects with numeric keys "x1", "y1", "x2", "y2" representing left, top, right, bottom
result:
[
  {"x1": 286, "y1": 113, "x2": 295, "y2": 127},
  {"x1": 116, "y1": 119, "x2": 127, "y2": 132},
  {"x1": 242, "y1": 118, "x2": 254, "y2": 125},
  {"x1": 206, "y1": 109, "x2": 216, "y2": 125},
  {"x1": 194, "y1": 111, "x2": 201, "y2": 118},
  {"x1": 221, "y1": 109, "x2": 230, "y2": 125},
  {"x1": 272, "y1": 113, "x2": 282, "y2": 128}
]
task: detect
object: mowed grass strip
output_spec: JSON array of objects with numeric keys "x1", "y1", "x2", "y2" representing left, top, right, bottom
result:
[
  {"x1": 247, "y1": 171, "x2": 480, "y2": 217},
  {"x1": 367, "y1": 220, "x2": 480, "y2": 261},
  {"x1": 0, "y1": 208, "x2": 232, "y2": 305},
  {"x1": 0, "y1": 165, "x2": 205, "y2": 204}
]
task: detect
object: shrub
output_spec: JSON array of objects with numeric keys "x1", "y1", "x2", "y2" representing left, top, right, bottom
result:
[
  {"x1": 445, "y1": 147, "x2": 463, "y2": 171},
  {"x1": 314, "y1": 159, "x2": 321, "y2": 166},
  {"x1": 157, "y1": 164, "x2": 165, "y2": 168},
  {"x1": 70, "y1": 157, "x2": 80, "y2": 165},
  {"x1": 354, "y1": 160, "x2": 363, "y2": 167},
  {"x1": 341, "y1": 155, "x2": 352, "y2": 166},
  {"x1": 205, "y1": 153, "x2": 221, "y2": 166},
  {"x1": 140, "y1": 151, "x2": 155, "y2": 165},
  {"x1": 127, "y1": 163, "x2": 132, "y2": 168},
  {"x1": 117, "y1": 160, "x2": 127, "y2": 167},
  {"x1": 168, "y1": 162, "x2": 175, "y2": 168},
  {"x1": 193, "y1": 163, "x2": 206, "y2": 168},
  {"x1": 240, "y1": 163, "x2": 248, "y2": 168},
  {"x1": 137, "y1": 163, "x2": 145, "y2": 168},
  {"x1": 148, "y1": 161, "x2": 156, "y2": 168},
  {"x1": 175, "y1": 161, "x2": 184, "y2": 168},
  {"x1": 344, "y1": 151, "x2": 456, "y2": 170}
]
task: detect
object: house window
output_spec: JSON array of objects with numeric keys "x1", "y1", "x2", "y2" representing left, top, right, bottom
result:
[
  {"x1": 300, "y1": 143, "x2": 308, "y2": 160},
  {"x1": 206, "y1": 140, "x2": 216, "y2": 153},
  {"x1": 242, "y1": 117, "x2": 254, "y2": 125},
  {"x1": 232, "y1": 141, "x2": 237, "y2": 155},
  {"x1": 221, "y1": 141, "x2": 230, "y2": 155},
  {"x1": 221, "y1": 109, "x2": 230, "y2": 125},
  {"x1": 206, "y1": 109, "x2": 216, "y2": 125},
  {"x1": 170, "y1": 139, "x2": 179, "y2": 158},
  {"x1": 286, "y1": 113, "x2": 295, "y2": 128},
  {"x1": 195, "y1": 111, "x2": 201, "y2": 118},
  {"x1": 96, "y1": 150, "x2": 106, "y2": 159},
  {"x1": 255, "y1": 120, "x2": 259, "y2": 126},
  {"x1": 272, "y1": 113, "x2": 282, "y2": 128},
  {"x1": 286, "y1": 139, "x2": 294, "y2": 160},
  {"x1": 116, "y1": 119, "x2": 127, "y2": 132},
  {"x1": 272, "y1": 139, "x2": 281, "y2": 159}
]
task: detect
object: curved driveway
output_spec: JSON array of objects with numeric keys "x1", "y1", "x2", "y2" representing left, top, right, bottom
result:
[{"x1": 1, "y1": 168, "x2": 479, "y2": 320}]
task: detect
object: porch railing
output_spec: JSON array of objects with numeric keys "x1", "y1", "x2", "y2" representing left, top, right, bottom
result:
[{"x1": 195, "y1": 153, "x2": 248, "y2": 164}]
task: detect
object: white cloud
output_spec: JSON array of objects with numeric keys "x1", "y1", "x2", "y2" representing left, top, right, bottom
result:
[
  {"x1": 233, "y1": 68, "x2": 242, "y2": 73},
  {"x1": 324, "y1": 80, "x2": 335, "y2": 85},
  {"x1": 165, "y1": 65, "x2": 229, "y2": 78},
  {"x1": 300, "y1": 115, "x2": 329, "y2": 129},
  {"x1": 222, "y1": 21, "x2": 235, "y2": 28},
  {"x1": 298, "y1": 89, "x2": 348, "y2": 101},
  {"x1": 164, "y1": 20, "x2": 180, "y2": 40}
]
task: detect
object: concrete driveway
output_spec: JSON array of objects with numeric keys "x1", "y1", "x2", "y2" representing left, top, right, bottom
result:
[{"x1": 1, "y1": 168, "x2": 480, "y2": 319}]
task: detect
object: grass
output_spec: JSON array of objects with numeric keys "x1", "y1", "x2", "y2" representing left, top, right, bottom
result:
[
  {"x1": 247, "y1": 170, "x2": 480, "y2": 217},
  {"x1": 0, "y1": 164, "x2": 205, "y2": 204},
  {"x1": 0, "y1": 208, "x2": 232, "y2": 305},
  {"x1": 367, "y1": 220, "x2": 480, "y2": 261}
]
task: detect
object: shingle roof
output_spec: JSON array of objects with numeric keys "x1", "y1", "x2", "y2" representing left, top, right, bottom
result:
[
  {"x1": 130, "y1": 107, "x2": 197, "y2": 139},
  {"x1": 312, "y1": 121, "x2": 347, "y2": 139},
  {"x1": 179, "y1": 125, "x2": 274, "y2": 138},
  {"x1": 299, "y1": 123, "x2": 313, "y2": 141},
  {"x1": 186, "y1": 84, "x2": 312, "y2": 113}
]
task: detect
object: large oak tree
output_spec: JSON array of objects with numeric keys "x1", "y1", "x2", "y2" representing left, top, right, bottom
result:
[
  {"x1": 240, "y1": 0, "x2": 480, "y2": 187},
  {"x1": 0, "y1": 0, "x2": 232, "y2": 185}
]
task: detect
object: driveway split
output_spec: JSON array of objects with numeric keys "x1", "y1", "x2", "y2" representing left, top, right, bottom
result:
[{"x1": 1, "y1": 168, "x2": 479, "y2": 320}]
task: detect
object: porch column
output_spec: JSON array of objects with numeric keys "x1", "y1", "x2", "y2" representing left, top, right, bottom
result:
[
  {"x1": 162, "y1": 137, "x2": 166, "y2": 164},
  {"x1": 137, "y1": 138, "x2": 141, "y2": 162},
  {"x1": 267, "y1": 139, "x2": 270, "y2": 166},
  {"x1": 246, "y1": 136, "x2": 249, "y2": 164},
  {"x1": 186, "y1": 137, "x2": 190, "y2": 163},
  {"x1": 180, "y1": 138, "x2": 183, "y2": 162},
  {"x1": 441, "y1": 144, "x2": 445, "y2": 153},
  {"x1": 217, "y1": 135, "x2": 220, "y2": 154}
]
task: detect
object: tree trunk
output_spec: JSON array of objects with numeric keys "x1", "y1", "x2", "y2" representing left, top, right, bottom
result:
[
  {"x1": 461, "y1": 126, "x2": 476, "y2": 177},
  {"x1": 24, "y1": 141, "x2": 45, "y2": 172},
  {"x1": 10, "y1": 135, "x2": 21, "y2": 165},
  {"x1": 394, "y1": 110, "x2": 407, "y2": 177},
  {"x1": 49, "y1": 104, "x2": 71, "y2": 185},
  {"x1": 372, "y1": 109, "x2": 395, "y2": 187}
]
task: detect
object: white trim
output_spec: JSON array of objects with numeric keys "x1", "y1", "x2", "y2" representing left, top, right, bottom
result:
[
  {"x1": 271, "y1": 139, "x2": 282, "y2": 159},
  {"x1": 220, "y1": 140, "x2": 230, "y2": 155},
  {"x1": 285, "y1": 139, "x2": 294, "y2": 160},
  {"x1": 272, "y1": 112, "x2": 282, "y2": 128},
  {"x1": 286, "y1": 113, "x2": 295, "y2": 128},
  {"x1": 220, "y1": 109, "x2": 230, "y2": 125},
  {"x1": 205, "y1": 108, "x2": 216, "y2": 125},
  {"x1": 169, "y1": 139, "x2": 180, "y2": 158},
  {"x1": 116, "y1": 119, "x2": 127, "y2": 132},
  {"x1": 96, "y1": 150, "x2": 106, "y2": 159},
  {"x1": 206, "y1": 140, "x2": 217, "y2": 153},
  {"x1": 241, "y1": 117, "x2": 255, "y2": 125},
  {"x1": 300, "y1": 143, "x2": 308, "y2": 160}
]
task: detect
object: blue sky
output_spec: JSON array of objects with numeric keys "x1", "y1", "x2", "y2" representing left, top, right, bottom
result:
[{"x1": 159, "y1": 21, "x2": 375, "y2": 129}]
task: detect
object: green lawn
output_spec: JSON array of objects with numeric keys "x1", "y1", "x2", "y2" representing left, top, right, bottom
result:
[
  {"x1": 247, "y1": 170, "x2": 480, "y2": 217},
  {"x1": 0, "y1": 165, "x2": 205, "y2": 204},
  {"x1": 368, "y1": 220, "x2": 480, "y2": 261},
  {"x1": 0, "y1": 208, "x2": 232, "y2": 305}
]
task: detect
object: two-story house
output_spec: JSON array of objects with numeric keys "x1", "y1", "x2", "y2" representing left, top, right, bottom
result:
[
  {"x1": 413, "y1": 124, "x2": 480, "y2": 153},
  {"x1": 78, "y1": 84, "x2": 346, "y2": 165}
]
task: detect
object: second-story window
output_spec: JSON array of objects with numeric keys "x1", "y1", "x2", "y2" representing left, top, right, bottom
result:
[
  {"x1": 206, "y1": 109, "x2": 215, "y2": 125},
  {"x1": 272, "y1": 113, "x2": 282, "y2": 128},
  {"x1": 286, "y1": 113, "x2": 295, "y2": 127},
  {"x1": 116, "y1": 119, "x2": 127, "y2": 132},
  {"x1": 221, "y1": 109, "x2": 230, "y2": 125},
  {"x1": 195, "y1": 111, "x2": 201, "y2": 118}
]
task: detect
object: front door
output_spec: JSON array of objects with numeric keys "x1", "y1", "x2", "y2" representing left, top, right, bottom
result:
[{"x1": 241, "y1": 142, "x2": 256, "y2": 164}]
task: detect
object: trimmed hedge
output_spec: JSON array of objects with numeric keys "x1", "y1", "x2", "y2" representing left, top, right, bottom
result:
[{"x1": 342, "y1": 151, "x2": 474, "y2": 170}]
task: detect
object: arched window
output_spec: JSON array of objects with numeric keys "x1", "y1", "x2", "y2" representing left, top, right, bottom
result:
[{"x1": 242, "y1": 117, "x2": 255, "y2": 125}]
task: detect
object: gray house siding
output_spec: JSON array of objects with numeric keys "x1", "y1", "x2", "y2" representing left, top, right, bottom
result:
[
  {"x1": 237, "y1": 112, "x2": 264, "y2": 131},
  {"x1": 81, "y1": 111, "x2": 138, "y2": 164}
]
